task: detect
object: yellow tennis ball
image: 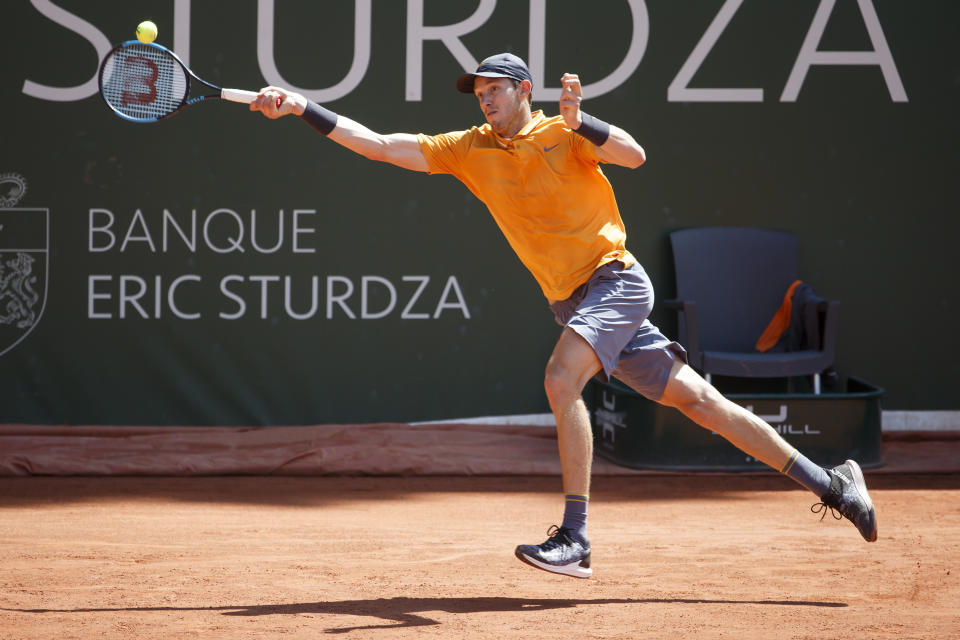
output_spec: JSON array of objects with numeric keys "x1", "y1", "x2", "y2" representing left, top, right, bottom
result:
[{"x1": 136, "y1": 20, "x2": 158, "y2": 44}]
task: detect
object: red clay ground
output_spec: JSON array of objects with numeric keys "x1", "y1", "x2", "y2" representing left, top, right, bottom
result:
[{"x1": 1, "y1": 474, "x2": 958, "y2": 639}]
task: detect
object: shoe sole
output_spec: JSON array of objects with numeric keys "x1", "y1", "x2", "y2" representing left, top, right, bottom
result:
[
  {"x1": 844, "y1": 459, "x2": 878, "y2": 542},
  {"x1": 515, "y1": 549, "x2": 593, "y2": 578}
]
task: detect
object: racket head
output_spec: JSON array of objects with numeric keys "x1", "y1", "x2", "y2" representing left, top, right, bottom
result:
[{"x1": 98, "y1": 41, "x2": 191, "y2": 122}]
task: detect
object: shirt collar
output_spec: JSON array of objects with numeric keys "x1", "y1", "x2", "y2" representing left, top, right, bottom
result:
[
  {"x1": 515, "y1": 110, "x2": 546, "y2": 138},
  {"x1": 489, "y1": 110, "x2": 546, "y2": 145}
]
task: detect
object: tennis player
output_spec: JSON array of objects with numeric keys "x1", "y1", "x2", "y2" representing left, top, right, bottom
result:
[{"x1": 250, "y1": 53, "x2": 877, "y2": 578}]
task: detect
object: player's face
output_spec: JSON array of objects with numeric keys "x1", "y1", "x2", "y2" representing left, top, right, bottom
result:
[{"x1": 474, "y1": 77, "x2": 527, "y2": 136}]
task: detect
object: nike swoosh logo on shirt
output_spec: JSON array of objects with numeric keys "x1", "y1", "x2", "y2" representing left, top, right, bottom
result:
[{"x1": 543, "y1": 143, "x2": 560, "y2": 152}]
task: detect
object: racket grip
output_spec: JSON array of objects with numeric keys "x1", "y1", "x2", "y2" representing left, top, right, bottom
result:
[{"x1": 221, "y1": 88, "x2": 258, "y2": 104}]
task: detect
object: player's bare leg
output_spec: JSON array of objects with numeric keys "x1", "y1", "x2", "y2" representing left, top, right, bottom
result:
[
  {"x1": 515, "y1": 328, "x2": 600, "y2": 578},
  {"x1": 658, "y1": 360, "x2": 794, "y2": 469},
  {"x1": 658, "y1": 360, "x2": 877, "y2": 541},
  {"x1": 543, "y1": 328, "x2": 601, "y2": 497}
]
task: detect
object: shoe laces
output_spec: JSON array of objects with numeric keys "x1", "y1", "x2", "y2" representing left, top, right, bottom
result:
[
  {"x1": 813, "y1": 468, "x2": 851, "y2": 521},
  {"x1": 540, "y1": 525, "x2": 575, "y2": 550},
  {"x1": 810, "y1": 501, "x2": 843, "y2": 522}
]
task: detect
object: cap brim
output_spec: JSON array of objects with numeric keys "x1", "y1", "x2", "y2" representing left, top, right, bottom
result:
[{"x1": 456, "y1": 71, "x2": 516, "y2": 93}]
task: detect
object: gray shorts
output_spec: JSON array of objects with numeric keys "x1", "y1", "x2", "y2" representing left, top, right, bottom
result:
[{"x1": 549, "y1": 261, "x2": 687, "y2": 401}]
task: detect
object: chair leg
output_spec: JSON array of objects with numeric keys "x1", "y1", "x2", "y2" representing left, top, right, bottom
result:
[{"x1": 813, "y1": 372, "x2": 821, "y2": 395}]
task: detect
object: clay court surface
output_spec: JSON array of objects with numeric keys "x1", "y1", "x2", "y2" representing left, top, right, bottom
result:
[{"x1": 1, "y1": 474, "x2": 957, "y2": 639}]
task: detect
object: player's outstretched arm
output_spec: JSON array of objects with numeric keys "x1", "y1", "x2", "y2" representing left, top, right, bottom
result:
[
  {"x1": 558, "y1": 73, "x2": 646, "y2": 170},
  {"x1": 250, "y1": 86, "x2": 429, "y2": 173},
  {"x1": 327, "y1": 116, "x2": 429, "y2": 173}
]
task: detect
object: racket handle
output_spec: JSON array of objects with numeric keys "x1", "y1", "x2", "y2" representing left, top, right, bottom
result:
[{"x1": 221, "y1": 88, "x2": 257, "y2": 104}]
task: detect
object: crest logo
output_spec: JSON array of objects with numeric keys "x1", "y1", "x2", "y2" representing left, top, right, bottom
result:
[
  {"x1": 0, "y1": 172, "x2": 27, "y2": 208},
  {"x1": 0, "y1": 174, "x2": 48, "y2": 357}
]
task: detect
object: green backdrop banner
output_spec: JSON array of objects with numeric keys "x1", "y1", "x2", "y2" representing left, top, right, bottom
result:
[{"x1": 1, "y1": 1, "x2": 956, "y2": 425}]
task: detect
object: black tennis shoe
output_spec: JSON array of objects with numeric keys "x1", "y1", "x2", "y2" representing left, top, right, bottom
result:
[
  {"x1": 515, "y1": 525, "x2": 592, "y2": 578},
  {"x1": 812, "y1": 459, "x2": 878, "y2": 542}
]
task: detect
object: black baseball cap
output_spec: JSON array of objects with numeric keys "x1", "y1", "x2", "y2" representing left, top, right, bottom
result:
[{"x1": 456, "y1": 53, "x2": 533, "y2": 93}]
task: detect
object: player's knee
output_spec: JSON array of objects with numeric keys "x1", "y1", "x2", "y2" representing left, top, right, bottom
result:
[
  {"x1": 543, "y1": 365, "x2": 579, "y2": 407},
  {"x1": 660, "y1": 373, "x2": 719, "y2": 413}
]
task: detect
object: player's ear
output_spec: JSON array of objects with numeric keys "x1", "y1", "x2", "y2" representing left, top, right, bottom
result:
[{"x1": 519, "y1": 80, "x2": 532, "y2": 98}]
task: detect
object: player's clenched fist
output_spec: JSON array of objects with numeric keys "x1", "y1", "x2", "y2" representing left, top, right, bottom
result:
[
  {"x1": 250, "y1": 86, "x2": 307, "y2": 118},
  {"x1": 559, "y1": 73, "x2": 583, "y2": 130}
]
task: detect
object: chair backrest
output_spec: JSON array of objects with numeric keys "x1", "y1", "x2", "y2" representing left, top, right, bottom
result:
[{"x1": 670, "y1": 227, "x2": 799, "y2": 352}]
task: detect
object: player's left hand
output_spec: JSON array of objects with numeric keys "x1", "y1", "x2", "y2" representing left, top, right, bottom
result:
[{"x1": 559, "y1": 73, "x2": 583, "y2": 130}]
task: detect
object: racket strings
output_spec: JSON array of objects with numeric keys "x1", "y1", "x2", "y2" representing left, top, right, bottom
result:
[{"x1": 100, "y1": 43, "x2": 188, "y2": 120}]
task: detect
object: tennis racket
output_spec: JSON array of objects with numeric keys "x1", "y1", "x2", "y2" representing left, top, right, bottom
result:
[{"x1": 98, "y1": 40, "x2": 273, "y2": 123}]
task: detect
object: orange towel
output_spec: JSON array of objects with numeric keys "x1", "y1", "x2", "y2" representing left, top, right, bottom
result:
[{"x1": 755, "y1": 280, "x2": 803, "y2": 352}]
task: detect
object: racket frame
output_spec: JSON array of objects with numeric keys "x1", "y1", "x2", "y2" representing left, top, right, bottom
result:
[{"x1": 98, "y1": 40, "x2": 256, "y2": 123}]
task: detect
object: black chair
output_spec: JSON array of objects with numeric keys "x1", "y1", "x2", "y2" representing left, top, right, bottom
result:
[{"x1": 663, "y1": 227, "x2": 838, "y2": 394}]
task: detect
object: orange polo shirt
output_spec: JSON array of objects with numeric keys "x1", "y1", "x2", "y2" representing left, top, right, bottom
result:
[{"x1": 417, "y1": 110, "x2": 635, "y2": 301}]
